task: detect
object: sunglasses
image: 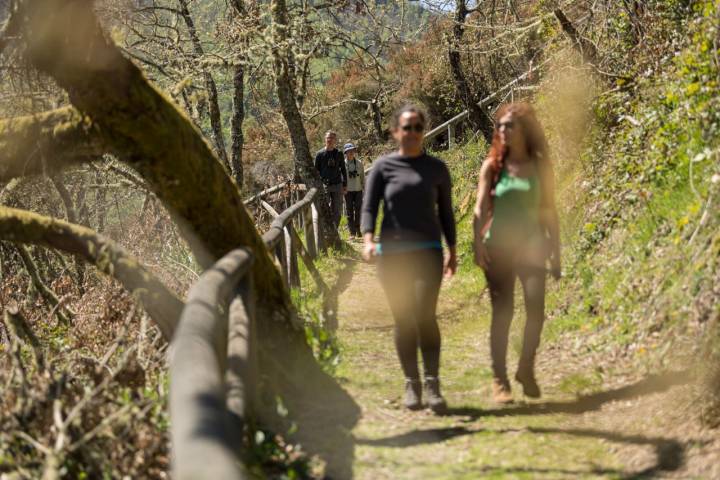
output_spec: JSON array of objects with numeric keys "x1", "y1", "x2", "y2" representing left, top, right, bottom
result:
[{"x1": 400, "y1": 123, "x2": 425, "y2": 133}]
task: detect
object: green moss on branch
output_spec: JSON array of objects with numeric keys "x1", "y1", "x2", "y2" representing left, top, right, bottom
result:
[{"x1": 0, "y1": 206, "x2": 182, "y2": 340}]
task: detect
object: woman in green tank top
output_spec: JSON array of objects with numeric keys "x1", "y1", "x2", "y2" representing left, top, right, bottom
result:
[{"x1": 472, "y1": 103, "x2": 561, "y2": 404}]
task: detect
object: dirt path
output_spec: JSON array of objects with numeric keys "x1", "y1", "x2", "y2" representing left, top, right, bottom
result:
[{"x1": 332, "y1": 246, "x2": 711, "y2": 479}]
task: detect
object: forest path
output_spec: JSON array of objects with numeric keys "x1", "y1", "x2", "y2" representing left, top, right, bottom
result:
[{"x1": 332, "y1": 241, "x2": 689, "y2": 479}]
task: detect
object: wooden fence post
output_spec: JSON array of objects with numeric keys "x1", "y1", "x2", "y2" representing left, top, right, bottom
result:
[
  {"x1": 311, "y1": 201, "x2": 322, "y2": 252},
  {"x1": 448, "y1": 123, "x2": 456, "y2": 149},
  {"x1": 285, "y1": 226, "x2": 300, "y2": 288},
  {"x1": 304, "y1": 205, "x2": 317, "y2": 259},
  {"x1": 287, "y1": 224, "x2": 329, "y2": 295},
  {"x1": 226, "y1": 272, "x2": 256, "y2": 440},
  {"x1": 276, "y1": 236, "x2": 288, "y2": 285}
]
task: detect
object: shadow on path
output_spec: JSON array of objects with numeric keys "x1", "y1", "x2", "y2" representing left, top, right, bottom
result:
[
  {"x1": 323, "y1": 257, "x2": 358, "y2": 330},
  {"x1": 356, "y1": 424, "x2": 691, "y2": 478},
  {"x1": 357, "y1": 426, "x2": 478, "y2": 447},
  {"x1": 445, "y1": 369, "x2": 692, "y2": 419},
  {"x1": 353, "y1": 370, "x2": 697, "y2": 478},
  {"x1": 274, "y1": 256, "x2": 360, "y2": 478}
]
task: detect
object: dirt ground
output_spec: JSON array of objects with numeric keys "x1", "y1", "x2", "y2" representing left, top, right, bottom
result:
[{"x1": 330, "y1": 248, "x2": 719, "y2": 479}]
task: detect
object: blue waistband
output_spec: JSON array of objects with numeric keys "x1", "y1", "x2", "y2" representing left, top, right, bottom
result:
[{"x1": 376, "y1": 241, "x2": 442, "y2": 255}]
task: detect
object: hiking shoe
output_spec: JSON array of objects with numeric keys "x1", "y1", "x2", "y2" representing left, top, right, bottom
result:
[
  {"x1": 492, "y1": 377, "x2": 514, "y2": 404},
  {"x1": 423, "y1": 376, "x2": 448, "y2": 414},
  {"x1": 515, "y1": 369, "x2": 541, "y2": 399},
  {"x1": 404, "y1": 378, "x2": 423, "y2": 410}
]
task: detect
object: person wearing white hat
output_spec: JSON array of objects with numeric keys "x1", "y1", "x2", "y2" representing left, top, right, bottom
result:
[{"x1": 343, "y1": 143, "x2": 364, "y2": 238}]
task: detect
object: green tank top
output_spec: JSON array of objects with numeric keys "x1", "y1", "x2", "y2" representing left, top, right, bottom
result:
[{"x1": 484, "y1": 168, "x2": 543, "y2": 249}]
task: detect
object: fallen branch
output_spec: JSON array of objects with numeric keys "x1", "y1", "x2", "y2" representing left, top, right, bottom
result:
[{"x1": 0, "y1": 206, "x2": 182, "y2": 340}]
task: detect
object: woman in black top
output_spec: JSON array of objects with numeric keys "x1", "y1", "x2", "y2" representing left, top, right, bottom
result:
[{"x1": 361, "y1": 105, "x2": 457, "y2": 413}]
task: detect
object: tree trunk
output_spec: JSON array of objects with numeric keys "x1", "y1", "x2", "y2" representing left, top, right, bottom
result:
[
  {"x1": 49, "y1": 173, "x2": 87, "y2": 289},
  {"x1": 554, "y1": 9, "x2": 598, "y2": 65},
  {"x1": 230, "y1": 62, "x2": 245, "y2": 187},
  {"x1": 448, "y1": 0, "x2": 494, "y2": 143},
  {"x1": 371, "y1": 98, "x2": 386, "y2": 143},
  {"x1": 49, "y1": 174, "x2": 78, "y2": 224},
  {"x1": 270, "y1": 0, "x2": 340, "y2": 248},
  {"x1": 178, "y1": 0, "x2": 231, "y2": 172}
]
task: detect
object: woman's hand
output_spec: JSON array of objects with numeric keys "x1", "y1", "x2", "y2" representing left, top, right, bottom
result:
[
  {"x1": 473, "y1": 241, "x2": 490, "y2": 270},
  {"x1": 362, "y1": 233, "x2": 377, "y2": 262},
  {"x1": 444, "y1": 247, "x2": 458, "y2": 278},
  {"x1": 548, "y1": 243, "x2": 561, "y2": 280},
  {"x1": 550, "y1": 254, "x2": 562, "y2": 280}
]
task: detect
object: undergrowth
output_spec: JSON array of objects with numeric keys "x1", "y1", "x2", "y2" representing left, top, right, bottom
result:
[{"x1": 439, "y1": 0, "x2": 719, "y2": 426}]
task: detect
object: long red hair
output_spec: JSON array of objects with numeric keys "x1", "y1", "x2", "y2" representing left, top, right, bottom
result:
[{"x1": 486, "y1": 102, "x2": 549, "y2": 190}]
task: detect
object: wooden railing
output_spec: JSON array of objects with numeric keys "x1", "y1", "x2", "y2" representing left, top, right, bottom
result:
[
  {"x1": 425, "y1": 56, "x2": 553, "y2": 147},
  {"x1": 169, "y1": 187, "x2": 324, "y2": 479}
]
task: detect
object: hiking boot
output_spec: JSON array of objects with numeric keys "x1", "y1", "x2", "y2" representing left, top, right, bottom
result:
[
  {"x1": 423, "y1": 376, "x2": 448, "y2": 414},
  {"x1": 515, "y1": 368, "x2": 541, "y2": 399},
  {"x1": 404, "y1": 378, "x2": 423, "y2": 410},
  {"x1": 492, "y1": 377, "x2": 514, "y2": 404}
]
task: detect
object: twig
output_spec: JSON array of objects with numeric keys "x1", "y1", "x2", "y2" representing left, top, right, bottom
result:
[
  {"x1": 67, "y1": 403, "x2": 134, "y2": 452},
  {"x1": 3, "y1": 302, "x2": 44, "y2": 370},
  {"x1": 14, "y1": 431, "x2": 51, "y2": 455},
  {"x1": 689, "y1": 192, "x2": 715, "y2": 245},
  {"x1": 3, "y1": 308, "x2": 29, "y2": 406},
  {"x1": 16, "y1": 245, "x2": 73, "y2": 324}
]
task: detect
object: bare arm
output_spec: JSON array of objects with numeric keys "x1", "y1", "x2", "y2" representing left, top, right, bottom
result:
[
  {"x1": 361, "y1": 163, "x2": 383, "y2": 261},
  {"x1": 473, "y1": 159, "x2": 494, "y2": 239},
  {"x1": 472, "y1": 160, "x2": 495, "y2": 269}
]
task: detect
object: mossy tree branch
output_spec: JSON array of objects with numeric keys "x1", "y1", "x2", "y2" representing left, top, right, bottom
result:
[
  {"x1": 0, "y1": 206, "x2": 182, "y2": 340},
  {"x1": 0, "y1": 107, "x2": 105, "y2": 182},
  {"x1": 13, "y1": 0, "x2": 285, "y2": 305}
]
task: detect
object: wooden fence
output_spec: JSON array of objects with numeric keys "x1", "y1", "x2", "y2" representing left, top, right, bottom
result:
[{"x1": 170, "y1": 187, "x2": 324, "y2": 479}]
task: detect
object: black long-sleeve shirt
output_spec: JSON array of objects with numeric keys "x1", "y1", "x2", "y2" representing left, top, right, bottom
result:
[
  {"x1": 314, "y1": 148, "x2": 347, "y2": 187},
  {"x1": 361, "y1": 153, "x2": 456, "y2": 248}
]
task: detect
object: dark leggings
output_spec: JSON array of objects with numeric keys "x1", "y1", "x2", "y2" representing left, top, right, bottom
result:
[
  {"x1": 345, "y1": 191, "x2": 362, "y2": 235},
  {"x1": 484, "y1": 248, "x2": 546, "y2": 380},
  {"x1": 378, "y1": 249, "x2": 444, "y2": 380}
]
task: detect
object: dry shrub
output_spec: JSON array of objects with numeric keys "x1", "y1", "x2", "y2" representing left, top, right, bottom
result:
[
  {"x1": 0, "y1": 197, "x2": 193, "y2": 478},
  {"x1": 0, "y1": 294, "x2": 171, "y2": 478}
]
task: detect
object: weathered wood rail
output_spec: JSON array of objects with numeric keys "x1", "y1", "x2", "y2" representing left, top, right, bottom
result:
[
  {"x1": 170, "y1": 187, "x2": 324, "y2": 479},
  {"x1": 425, "y1": 56, "x2": 553, "y2": 147}
]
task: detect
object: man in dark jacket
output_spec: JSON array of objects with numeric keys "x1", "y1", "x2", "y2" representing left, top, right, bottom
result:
[{"x1": 314, "y1": 130, "x2": 347, "y2": 228}]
